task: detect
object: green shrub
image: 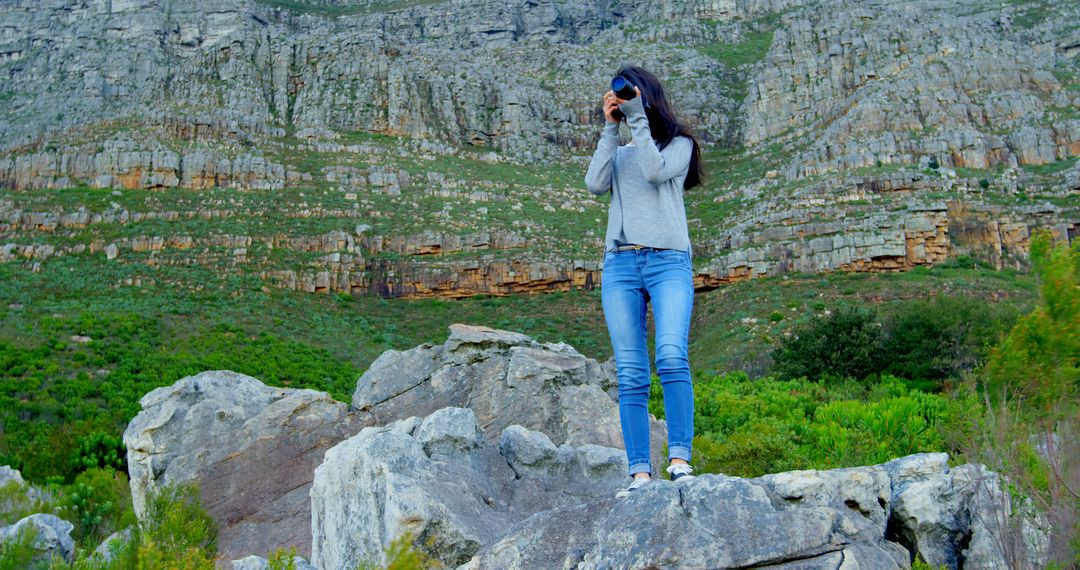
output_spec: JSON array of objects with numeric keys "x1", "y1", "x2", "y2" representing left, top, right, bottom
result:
[
  {"x1": 355, "y1": 531, "x2": 445, "y2": 569},
  {"x1": 140, "y1": 483, "x2": 217, "y2": 560},
  {"x1": 649, "y1": 371, "x2": 977, "y2": 477},
  {"x1": 59, "y1": 468, "x2": 134, "y2": 546},
  {"x1": 0, "y1": 479, "x2": 51, "y2": 526},
  {"x1": 70, "y1": 432, "x2": 127, "y2": 475},
  {"x1": 983, "y1": 230, "x2": 1078, "y2": 415},
  {"x1": 879, "y1": 295, "x2": 1019, "y2": 383},
  {"x1": 770, "y1": 306, "x2": 885, "y2": 381},
  {"x1": 268, "y1": 546, "x2": 299, "y2": 570},
  {"x1": 972, "y1": 229, "x2": 1078, "y2": 566}
]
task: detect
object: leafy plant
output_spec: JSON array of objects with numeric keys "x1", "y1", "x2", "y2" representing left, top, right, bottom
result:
[
  {"x1": 60, "y1": 468, "x2": 134, "y2": 545},
  {"x1": 770, "y1": 305, "x2": 885, "y2": 381},
  {"x1": 70, "y1": 432, "x2": 127, "y2": 475}
]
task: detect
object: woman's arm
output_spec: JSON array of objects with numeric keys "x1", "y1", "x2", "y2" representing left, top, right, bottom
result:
[
  {"x1": 585, "y1": 122, "x2": 620, "y2": 195},
  {"x1": 619, "y1": 96, "x2": 693, "y2": 186}
]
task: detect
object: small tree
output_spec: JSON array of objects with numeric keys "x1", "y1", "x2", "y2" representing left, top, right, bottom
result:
[{"x1": 771, "y1": 305, "x2": 885, "y2": 381}]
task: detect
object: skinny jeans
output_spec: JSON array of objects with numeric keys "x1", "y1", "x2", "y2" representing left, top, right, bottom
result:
[{"x1": 601, "y1": 246, "x2": 695, "y2": 477}]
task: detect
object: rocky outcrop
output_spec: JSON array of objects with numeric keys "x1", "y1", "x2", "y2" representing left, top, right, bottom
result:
[
  {"x1": 119, "y1": 327, "x2": 1049, "y2": 569},
  {"x1": 310, "y1": 407, "x2": 629, "y2": 569},
  {"x1": 312, "y1": 405, "x2": 1046, "y2": 569},
  {"x1": 884, "y1": 453, "x2": 1048, "y2": 570},
  {"x1": 351, "y1": 323, "x2": 665, "y2": 456},
  {"x1": 0, "y1": 141, "x2": 304, "y2": 192},
  {"x1": 744, "y1": 1, "x2": 1079, "y2": 177},
  {"x1": 0, "y1": 514, "x2": 75, "y2": 565},
  {"x1": 122, "y1": 324, "x2": 657, "y2": 561}
]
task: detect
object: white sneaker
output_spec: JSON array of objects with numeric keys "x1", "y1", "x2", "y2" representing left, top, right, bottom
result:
[
  {"x1": 666, "y1": 463, "x2": 695, "y2": 481},
  {"x1": 615, "y1": 477, "x2": 652, "y2": 499}
]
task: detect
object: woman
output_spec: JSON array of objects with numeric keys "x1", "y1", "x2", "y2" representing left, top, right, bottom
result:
[{"x1": 584, "y1": 65, "x2": 704, "y2": 499}]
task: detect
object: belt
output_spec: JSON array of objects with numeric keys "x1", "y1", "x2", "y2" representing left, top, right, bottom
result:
[{"x1": 611, "y1": 244, "x2": 671, "y2": 252}]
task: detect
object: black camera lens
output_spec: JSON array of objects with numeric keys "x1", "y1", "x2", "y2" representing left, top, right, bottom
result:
[{"x1": 611, "y1": 76, "x2": 637, "y2": 100}]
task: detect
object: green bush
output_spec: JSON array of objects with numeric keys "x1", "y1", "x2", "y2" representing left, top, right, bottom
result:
[
  {"x1": 983, "y1": 230, "x2": 1078, "y2": 415},
  {"x1": 59, "y1": 468, "x2": 134, "y2": 546},
  {"x1": 140, "y1": 483, "x2": 217, "y2": 560},
  {"x1": 0, "y1": 479, "x2": 51, "y2": 526},
  {"x1": 879, "y1": 295, "x2": 1019, "y2": 383},
  {"x1": 70, "y1": 432, "x2": 127, "y2": 475},
  {"x1": 770, "y1": 305, "x2": 885, "y2": 381},
  {"x1": 973, "y1": 229, "x2": 1078, "y2": 566},
  {"x1": 0, "y1": 314, "x2": 361, "y2": 482},
  {"x1": 268, "y1": 546, "x2": 299, "y2": 570}
]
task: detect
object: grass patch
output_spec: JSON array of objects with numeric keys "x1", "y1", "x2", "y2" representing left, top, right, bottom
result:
[{"x1": 696, "y1": 30, "x2": 774, "y2": 68}]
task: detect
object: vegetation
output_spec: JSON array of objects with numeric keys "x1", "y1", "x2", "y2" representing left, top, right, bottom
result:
[
  {"x1": 650, "y1": 371, "x2": 978, "y2": 477},
  {"x1": 966, "y1": 229, "x2": 1079, "y2": 567},
  {"x1": 770, "y1": 294, "x2": 1023, "y2": 386},
  {"x1": 696, "y1": 30, "x2": 775, "y2": 68},
  {"x1": 0, "y1": 482, "x2": 215, "y2": 569}
]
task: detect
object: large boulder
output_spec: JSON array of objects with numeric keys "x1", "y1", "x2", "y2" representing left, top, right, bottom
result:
[
  {"x1": 0, "y1": 514, "x2": 75, "y2": 565},
  {"x1": 123, "y1": 370, "x2": 362, "y2": 561},
  {"x1": 353, "y1": 323, "x2": 666, "y2": 459},
  {"x1": 314, "y1": 404, "x2": 911, "y2": 569},
  {"x1": 312, "y1": 409, "x2": 1051, "y2": 570}
]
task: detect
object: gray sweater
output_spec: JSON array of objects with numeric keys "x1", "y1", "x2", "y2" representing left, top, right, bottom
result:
[{"x1": 584, "y1": 95, "x2": 694, "y2": 259}]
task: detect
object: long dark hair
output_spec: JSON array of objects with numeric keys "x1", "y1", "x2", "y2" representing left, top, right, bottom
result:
[{"x1": 615, "y1": 65, "x2": 704, "y2": 190}]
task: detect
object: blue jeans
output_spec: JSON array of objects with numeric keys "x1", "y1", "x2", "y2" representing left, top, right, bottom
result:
[{"x1": 601, "y1": 246, "x2": 695, "y2": 477}]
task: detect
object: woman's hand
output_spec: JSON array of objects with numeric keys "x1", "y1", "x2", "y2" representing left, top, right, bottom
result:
[{"x1": 603, "y1": 87, "x2": 642, "y2": 123}]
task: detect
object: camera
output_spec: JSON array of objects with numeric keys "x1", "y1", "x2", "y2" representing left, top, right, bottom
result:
[{"x1": 610, "y1": 75, "x2": 648, "y2": 121}]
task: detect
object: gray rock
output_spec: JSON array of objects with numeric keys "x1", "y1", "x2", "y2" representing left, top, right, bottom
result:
[
  {"x1": 579, "y1": 475, "x2": 902, "y2": 569},
  {"x1": 756, "y1": 464, "x2": 893, "y2": 535},
  {"x1": 887, "y1": 459, "x2": 1049, "y2": 570},
  {"x1": 92, "y1": 527, "x2": 132, "y2": 562},
  {"x1": 0, "y1": 514, "x2": 75, "y2": 564},
  {"x1": 310, "y1": 407, "x2": 627, "y2": 570},
  {"x1": 352, "y1": 323, "x2": 667, "y2": 465},
  {"x1": 123, "y1": 370, "x2": 362, "y2": 562},
  {"x1": 0, "y1": 465, "x2": 39, "y2": 503}
]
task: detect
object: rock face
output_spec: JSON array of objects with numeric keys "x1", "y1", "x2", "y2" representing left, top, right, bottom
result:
[
  {"x1": 1, "y1": 0, "x2": 1076, "y2": 301},
  {"x1": 0, "y1": 514, "x2": 75, "y2": 565},
  {"x1": 122, "y1": 370, "x2": 363, "y2": 562}
]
